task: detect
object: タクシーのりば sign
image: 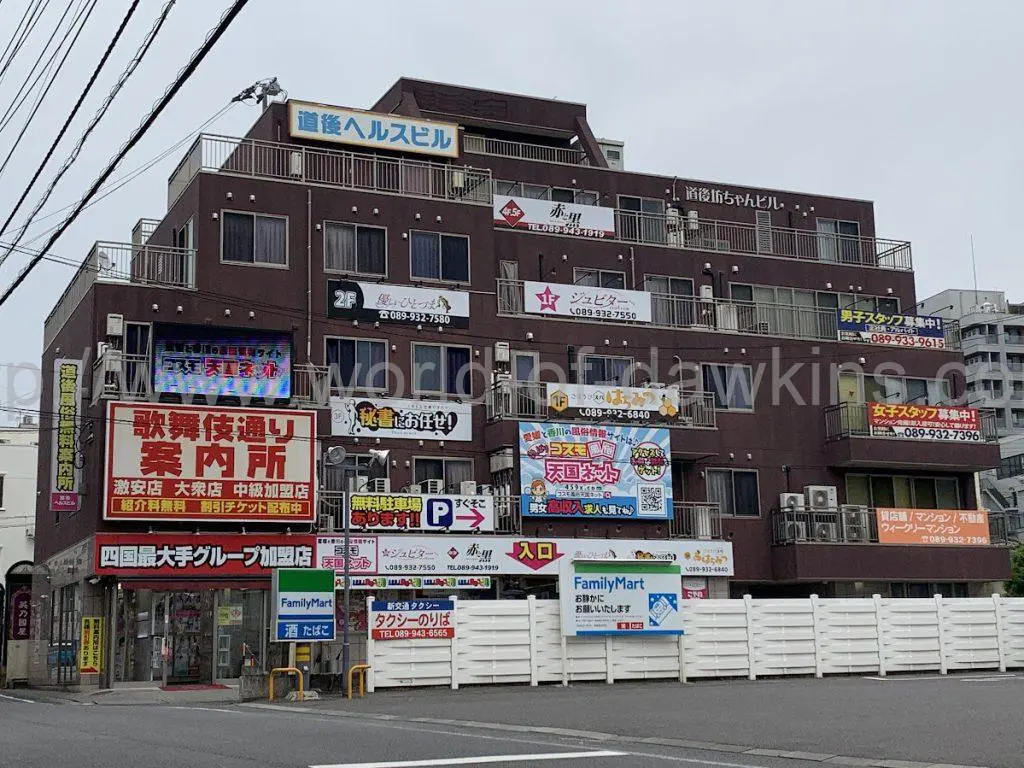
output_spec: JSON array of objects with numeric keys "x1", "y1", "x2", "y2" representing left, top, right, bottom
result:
[{"x1": 370, "y1": 600, "x2": 456, "y2": 641}]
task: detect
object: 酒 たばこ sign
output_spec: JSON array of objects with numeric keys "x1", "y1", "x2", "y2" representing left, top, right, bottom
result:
[{"x1": 272, "y1": 569, "x2": 336, "y2": 642}]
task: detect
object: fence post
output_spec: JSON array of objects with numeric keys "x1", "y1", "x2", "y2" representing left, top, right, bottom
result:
[
  {"x1": 873, "y1": 594, "x2": 887, "y2": 677},
  {"x1": 993, "y1": 594, "x2": 1007, "y2": 673},
  {"x1": 450, "y1": 595, "x2": 459, "y2": 690},
  {"x1": 605, "y1": 636, "x2": 615, "y2": 685},
  {"x1": 560, "y1": 633, "x2": 568, "y2": 687},
  {"x1": 677, "y1": 632, "x2": 687, "y2": 684},
  {"x1": 809, "y1": 594, "x2": 823, "y2": 679},
  {"x1": 364, "y1": 595, "x2": 376, "y2": 693},
  {"x1": 527, "y1": 595, "x2": 539, "y2": 687},
  {"x1": 743, "y1": 594, "x2": 757, "y2": 680},
  {"x1": 935, "y1": 594, "x2": 948, "y2": 675}
]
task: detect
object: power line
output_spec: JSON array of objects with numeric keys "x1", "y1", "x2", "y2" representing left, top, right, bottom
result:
[
  {"x1": 0, "y1": 0, "x2": 143, "y2": 246},
  {"x1": 0, "y1": 0, "x2": 250, "y2": 307},
  {"x1": 0, "y1": 0, "x2": 99, "y2": 184},
  {"x1": 0, "y1": 0, "x2": 50, "y2": 91}
]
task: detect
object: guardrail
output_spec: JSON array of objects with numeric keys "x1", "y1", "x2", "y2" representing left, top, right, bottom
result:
[
  {"x1": 464, "y1": 134, "x2": 588, "y2": 165},
  {"x1": 90, "y1": 352, "x2": 152, "y2": 404},
  {"x1": 824, "y1": 402, "x2": 1000, "y2": 442},
  {"x1": 484, "y1": 379, "x2": 717, "y2": 429},
  {"x1": 772, "y1": 506, "x2": 1010, "y2": 546},
  {"x1": 168, "y1": 134, "x2": 492, "y2": 208}
]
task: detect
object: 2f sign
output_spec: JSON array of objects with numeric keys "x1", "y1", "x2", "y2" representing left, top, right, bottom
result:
[
  {"x1": 426, "y1": 498, "x2": 453, "y2": 528},
  {"x1": 333, "y1": 289, "x2": 357, "y2": 309}
]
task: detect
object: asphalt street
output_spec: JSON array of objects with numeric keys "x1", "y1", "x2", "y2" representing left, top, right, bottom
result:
[{"x1": 0, "y1": 694, "x2": 834, "y2": 768}]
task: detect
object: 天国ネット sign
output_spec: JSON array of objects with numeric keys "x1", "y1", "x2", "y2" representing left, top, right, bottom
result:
[
  {"x1": 153, "y1": 331, "x2": 292, "y2": 399},
  {"x1": 519, "y1": 422, "x2": 673, "y2": 519},
  {"x1": 104, "y1": 402, "x2": 317, "y2": 522},
  {"x1": 560, "y1": 561, "x2": 684, "y2": 636}
]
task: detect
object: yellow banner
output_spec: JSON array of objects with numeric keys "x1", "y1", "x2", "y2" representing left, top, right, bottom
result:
[{"x1": 79, "y1": 617, "x2": 104, "y2": 674}]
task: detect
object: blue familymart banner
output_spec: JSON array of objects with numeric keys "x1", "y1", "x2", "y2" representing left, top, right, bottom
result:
[{"x1": 519, "y1": 422, "x2": 673, "y2": 520}]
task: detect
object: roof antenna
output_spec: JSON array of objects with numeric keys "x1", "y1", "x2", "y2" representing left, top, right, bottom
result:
[{"x1": 970, "y1": 233, "x2": 979, "y2": 306}]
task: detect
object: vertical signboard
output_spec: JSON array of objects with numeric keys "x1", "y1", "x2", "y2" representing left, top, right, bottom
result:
[
  {"x1": 8, "y1": 586, "x2": 31, "y2": 641},
  {"x1": 79, "y1": 617, "x2": 104, "y2": 674},
  {"x1": 272, "y1": 568, "x2": 336, "y2": 642},
  {"x1": 50, "y1": 358, "x2": 82, "y2": 513}
]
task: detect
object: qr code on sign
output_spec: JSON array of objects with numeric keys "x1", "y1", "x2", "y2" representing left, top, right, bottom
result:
[{"x1": 638, "y1": 485, "x2": 665, "y2": 517}]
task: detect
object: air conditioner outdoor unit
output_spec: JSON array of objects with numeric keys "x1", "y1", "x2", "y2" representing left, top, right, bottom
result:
[
  {"x1": 779, "y1": 493, "x2": 805, "y2": 511},
  {"x1": 755, "y1": 321, "x2": 771, "y2": 334},
  {"x1": 783, "y1": 521, "x2": 807, "y2": 541},
  {"x1": 699, "y1": 284, "x2": 714, "y2": 301},
  {"x1": 686, "y1": 209, "x2": 700, "y2": 231},
  {"x1": 317, "y1": 513, "x2": 335, "y2": 533},
  {"x1": 666, "y1": 207, "x2": 681, "y2": 231},
  {"x1": 368, "y1": 478, "x2": 391, "y2": 493},
  {"x1": 407, "y1": 483, "x2": 422, "y2": 494},
  {"x1": 804, "y1": 485, "x2": 838, "y2": 511},
  {"x1": 450, "y1": 169, "x2": 467, "y2": 192},
  {"x1": 840, "y1": 504, "x2": 871, "y2": 542},
  {"x1": 423, "y1": 479, "x2": 445, "y2": 494},
  {"x1": 459, "y1": 480, "x2": 478, "y2": 496},
  {"x1": 813, "y1": 522, "x2": 838, "y2": 542},
  {"x1": 289, "y1": 151, "x2": 303, "y2": 177}
]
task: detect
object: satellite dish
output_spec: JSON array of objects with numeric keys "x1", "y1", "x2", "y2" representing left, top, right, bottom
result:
[{"x1": 325, "y1": 445, "x2": 347, "y2": 465}]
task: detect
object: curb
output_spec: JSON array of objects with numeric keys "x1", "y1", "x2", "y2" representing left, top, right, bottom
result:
[{"x1": 239, "y1": 702, "x2": 990, "y2": 768}]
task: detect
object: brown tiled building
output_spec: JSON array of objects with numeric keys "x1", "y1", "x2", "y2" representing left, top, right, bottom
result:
[{"x1": 30, "y1": 78, "x2": 1009, "y2": 687}]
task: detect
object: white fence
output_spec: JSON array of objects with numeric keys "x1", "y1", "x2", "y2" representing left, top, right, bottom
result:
[{"x1": 365, "y1": 595, "x2": 1024, "y2": 691}]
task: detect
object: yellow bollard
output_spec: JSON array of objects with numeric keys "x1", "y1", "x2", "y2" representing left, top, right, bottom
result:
[
  {"x1": 346, "y1": 664, "x2": 371, "y2": 699},
  {"x1": 269, "y1": 666, "x2": 304, "y2": 702}
]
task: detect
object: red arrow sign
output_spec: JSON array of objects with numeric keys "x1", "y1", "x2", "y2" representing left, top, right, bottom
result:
[{"x1": 456, "y1": 507, "x2": 486, "y2": 529}]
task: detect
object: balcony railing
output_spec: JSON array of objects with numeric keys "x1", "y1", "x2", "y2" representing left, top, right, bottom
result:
[
  {"x1": 962, "y1": 333, "x2": 1002, "y2": 346},
  {"x1": 484, "y1": 379, "x2": 717, "y2": 429},
  {"x1": 670, "y1": 501, "x2": 722, "y2": 540},
  {"x1": 824, "y1": 402, "x2": 1000, "y2": 442},
  {"x1": 497, "y1": 279, "x2": 842, "y2": 342},
  {"x1": 91, "y1": 351, "x2": 153, "y2": 404},
  {"x1": 168, "y1": 133, "x2": 493, "y2": 208},
  {"x1": 463, "y1": 134, "x2": 588, "y2": 166},
  {"x1": 44, "y1": 241, "x2": 197, "y2": 349},
  {"x1": 772, "y1": 507, "x2": 1010, "y2": 546}
]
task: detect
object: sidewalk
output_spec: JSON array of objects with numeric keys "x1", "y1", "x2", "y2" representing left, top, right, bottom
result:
[{"x1": 11, "y1": 684, "x2": 240, "y2": 706}]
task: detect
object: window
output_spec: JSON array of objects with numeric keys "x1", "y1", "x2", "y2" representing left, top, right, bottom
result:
[
  {"x1": 702, "y1": 364, "x2": 754, "y2": 410},
  {"x1": 646, "y1": 275, "x2": 694, "y2": 326},
  {"x1": 706, "y1": 469, "x2": 760, "y2": 517},
  {"x1": 573, "y1": 268, "x2": 625, "y2": 288},
  {"x1": 617, "y1": 195, "x2": 666, "y2": 244},
  {"x1": 410, "y1": 231, "x2": 469, "y2": 282},
  {"x1": 174, "y1": 218, "x2": 194, "y2": 250},
  {"x1": 493, "y1": 181, "x2": 599, "y2": 205},
  {"x1": 324, "y1": 222, "x2": 386, "y2": 275},
  {"x1": 512, "y1": 352, "x2": 538, "y2": 381},
  {"x1": 414, "y1": 458, "x2": 474, "y2": 490},
  {"x1": 322, "y1": 454, "x2": 390, "y2": 491},
  {"x1": 816, "y1": 218, "x2": 862, "y2": 264},
  {"x1": 221, "y1": 212, "x2": 287, "y2": 266},
  {"x1": 413, "y1": 344, "x2": 472, "y2": 395},
  {"x1": 861, "y1": 375, "x2": 949, "y2": 405},
  {"x1": 582, "y1": 355, "x2": 632, "y2": 386},
  {"x1": 845, "y1": 474, "x2": 960, "y2": 509},
  {"x1": 325, "y1": 337, "x2": 386, "y2": 390}
]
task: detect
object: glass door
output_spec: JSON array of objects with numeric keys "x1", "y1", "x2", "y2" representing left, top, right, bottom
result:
[{"x1": 214, "y1": 589, "x2": 266, "y2": 682}]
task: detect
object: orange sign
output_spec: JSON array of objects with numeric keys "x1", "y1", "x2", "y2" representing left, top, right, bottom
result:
[{"x1": 876, "y1": 508, "x2": 990, "y2": 546}]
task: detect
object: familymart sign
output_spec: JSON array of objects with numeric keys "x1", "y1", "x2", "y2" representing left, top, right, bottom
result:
[
  {"x1": 272, "y1": 568, "x2": 336, "y2": 641},
  {"x1": 559, "y1": 560, "x2": 684, "y2": 636}
]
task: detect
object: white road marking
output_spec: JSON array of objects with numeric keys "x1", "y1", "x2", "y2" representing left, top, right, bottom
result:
[
  {"x1": 960, "y1": 675, "x2": 1019, "y2": 682},
  {"x1": 864, "y1": 673, "x2": 1017, "y2": 682},
  {"x1": 310, "y1": 751, "x2": 626, "y2": 768},
  {"x1": 630, "y1": 752, "x2": 790, "y2": 768},
  {"x1": 169, "y1": 706, "x2": 240, "y2": 713},
  {"x1": 0, "y1": 693, "x2": 35, "y2": 703}
]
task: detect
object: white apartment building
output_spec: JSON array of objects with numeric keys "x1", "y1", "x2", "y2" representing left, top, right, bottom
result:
[
  {"x1": 1, "y1": 417, "x2": 38, "y2": 683},
  {"x1": 919, "y1": 289, "x2": 1024, "y2": 528}
]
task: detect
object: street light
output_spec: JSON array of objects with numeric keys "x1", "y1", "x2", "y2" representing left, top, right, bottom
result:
[{"x1": 323, "y1": 446, "x2": 389, "y2": 685}]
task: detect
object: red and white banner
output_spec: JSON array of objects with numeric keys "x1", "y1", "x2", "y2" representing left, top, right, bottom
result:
[
  {"x1": 494, "y1": 196, "x2": 615, "y2": 239},
  {"x1": 370, "y1": 599, "x2": 456, "y2": 641},
  {"x1": 94, "y1": 533, "x2": 315, "y2": 577},
  {"x1": 867, "y1": 403, "x2": 983, "y2": 443},
  {"x1": 104, "y1": 402, "x2": 316, "y2": 522}
]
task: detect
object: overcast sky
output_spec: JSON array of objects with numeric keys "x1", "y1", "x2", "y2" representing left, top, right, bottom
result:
[{"x1": 0, "y1": 0, "x2": 1019, "y2": 421}]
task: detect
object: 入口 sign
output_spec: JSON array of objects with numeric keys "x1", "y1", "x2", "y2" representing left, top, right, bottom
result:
[
  {"x1": 272, "y1": 569, "x2": 336, "y2": 642},
  {"x1": 331, "y1": 396, "x2": 472, "y2": 441},
  {"x1": 50, "y1": 358, "x2": 82, "y2": 513},
  {"x1": 523, "y1": 280, "x2": 652, "y2": 323},
  {"x1": 560, "y1": 561, "x2": 684, "y2": 636},
  {"x1": 493, "y1": 196, "x2": 615, "y2": 239},
  {"x1": 370, "y1": 599, "x2": 455, "y2": 641},
  {"x1": 327, "y1": 280, "x2": 470, "y2": 328},
  {"x1": 289, "y1": 100, "x2": 459, "y2": 158},
  {"x1": 348, "y1": 493, "x2": 494, "y2": 532},
  {"x1": 104, "y1": 402, "x2": 317, "y2": 522}
]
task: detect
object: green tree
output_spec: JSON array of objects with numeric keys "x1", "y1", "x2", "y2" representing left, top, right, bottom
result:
[{"x1": 1006, "y1": 544, "x2": 1024, "y2": 597}]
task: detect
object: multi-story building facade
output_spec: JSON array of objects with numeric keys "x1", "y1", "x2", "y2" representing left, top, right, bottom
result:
[
  {"x1": 919, "y1": 288, "x2": 1024, "y2": 535},
  {"x1": 1, "y1": 417, "x2": 38, "y2": 685},
  {"x1": 30, "y1": 79, "x2": 1009, "y2": 688}
]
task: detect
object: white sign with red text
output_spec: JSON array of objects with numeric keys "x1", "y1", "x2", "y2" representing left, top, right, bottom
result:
[
  {"x1": 494, "y1": 196, "x2": 615, "y2": 239},
  {"x1": 523, "y1": 281, "x2": 652, "y2": 323}
]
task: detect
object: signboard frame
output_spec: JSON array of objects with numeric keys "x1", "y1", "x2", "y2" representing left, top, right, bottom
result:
[
  {"x1": 271, "y1": 568, "x2": 336, "y2": 642},
  {"x1": 559, "y1": 560, "x2": 684, "y2": 637}
]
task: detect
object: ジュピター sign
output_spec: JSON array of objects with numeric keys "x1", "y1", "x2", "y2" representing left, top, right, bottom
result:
[{"x1": 104, "y1": 402, "x2": 316, "y2": 522}]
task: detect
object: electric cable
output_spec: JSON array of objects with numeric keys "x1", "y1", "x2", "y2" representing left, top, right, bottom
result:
[{"x1": 0, "y1": 0, "x2": 49, "y2": 91}]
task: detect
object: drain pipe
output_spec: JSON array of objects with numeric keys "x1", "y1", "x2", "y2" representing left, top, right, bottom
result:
[{"x1": 306, "y1": 188, "x2": 312, "y2": 361}]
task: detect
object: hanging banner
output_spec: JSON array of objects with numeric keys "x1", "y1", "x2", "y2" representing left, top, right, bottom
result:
[
  {"x1": 838, "y1": 310, "x2": 945, "y2": 350},
  {"x1": 546, "y1": 383, "x2": 681, "y2": 423},
  {"x1": 327, "y1": 280, "x2": 470, "y2": 328},
  {"x1": 867, "y1": 403, "x2": 982, "y2": 443},
  {"x1": 289, "y1": 100, "x2": 459, "y2": 158},
  {"x1": 519, "y1": 422, "x2": 673, "y2": 519},
  {"x1": 339, "y1": 575, "x2": 492, "y2": 590},
  {"x1": 560, "y1": 561, "x2": 684, "y2": 636},
  {"x1": 523, "y1": 280, "x2": 652, "y2": 323},
  {"x1": 347, "y1": 493, "x2": 494, "y2": 532},
  {"x1": 104, "y1": 402, "x2": 317, "y2": 522},
  {"x1": 79, "y1": 617, "x2": 104, "y2": 674},
  {"x1": 494, "y1": 196, "x2": 616, "y2": 239},
  {"x1": 50, "y1": 358, "x2": 83, "y2": 513},
  {"x1": 330, "y1": 396, "x2": 472, "y2": 441},
  {"x1": 876, "y1": 508, "x2": 991, "y2": 546}
]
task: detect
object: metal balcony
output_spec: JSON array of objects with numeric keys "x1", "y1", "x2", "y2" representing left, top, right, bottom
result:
[
  {"x1": 824, "y1": 402, "x2": 1000, "y2": 443},
  {"x1": 772, "y1": 506, "x2": 1010, "y2": 546},
  {"x1": 463, "y1": 134, "x2": 588, "y2": 165},
  {"x1": 90, "y1": 352, "x2": 153, "y2": 404},
  {"x1": 168, "y1": 134, "x2": 492, "y2": 208}
]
